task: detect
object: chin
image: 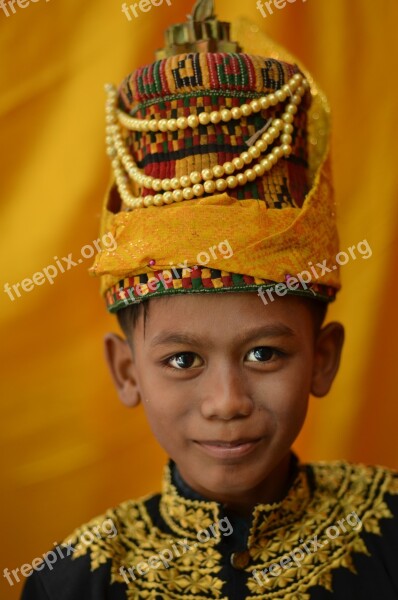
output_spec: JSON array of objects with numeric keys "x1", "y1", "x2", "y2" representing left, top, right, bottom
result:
[{"x1": 200, "y1": 460, "x2": 270, "y2": 494}]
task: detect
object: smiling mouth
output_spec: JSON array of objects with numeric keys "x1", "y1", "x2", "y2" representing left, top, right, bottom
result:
[{"x1": 193, "y1": 437, "x2": 263, "y2": 458}]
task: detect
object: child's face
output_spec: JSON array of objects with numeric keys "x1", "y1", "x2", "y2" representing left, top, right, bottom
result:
[{"x1": 105, "y1": 293, "x2": 344, "y2": 506}]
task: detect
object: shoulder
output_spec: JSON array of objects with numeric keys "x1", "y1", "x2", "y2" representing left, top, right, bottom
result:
[
  {"x1": 21, "y1": 492, "x2": 159, "y2": 600},
  {"x1": 66, "y1": 493, "x2": 157, "y2": 559},
  {"x1": 304, "y1": 459, "x2": 398, "y2": 530},
  {"x1": 307, "y1": 459, "x2": 398, "y2": 497}
]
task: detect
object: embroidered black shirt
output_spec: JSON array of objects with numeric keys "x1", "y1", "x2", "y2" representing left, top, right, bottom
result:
[{"x1": 21, "y1": 456, "x2": 398, "y2": 599}]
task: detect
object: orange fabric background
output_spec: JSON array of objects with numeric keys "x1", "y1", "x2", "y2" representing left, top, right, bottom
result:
[{"x1": 0, "y1": 0, "x2": 397, "y2": 597}]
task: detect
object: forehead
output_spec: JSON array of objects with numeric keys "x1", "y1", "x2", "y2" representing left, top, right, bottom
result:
[{"x1": 133, "y1": 293, "x2": 315, "y2": 345}]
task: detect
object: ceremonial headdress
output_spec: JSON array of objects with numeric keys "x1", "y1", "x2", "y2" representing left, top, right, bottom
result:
[{"x1": 89, "y1": 0, "x2": 340, "y2": 313}]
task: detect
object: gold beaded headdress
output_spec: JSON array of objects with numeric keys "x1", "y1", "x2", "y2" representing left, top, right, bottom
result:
[{"x1": 90, "y1": 0, "x2": 340, "y2": 312}]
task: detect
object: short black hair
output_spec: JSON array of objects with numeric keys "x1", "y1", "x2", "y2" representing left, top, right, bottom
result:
[
  {"x1": 116, "y1": 301, "x2": 148, "y2": 339},
  {"x1": 310, "y1": 298, "x2": 328, "y2": 333},
  {"x1": 116, "y1": 295, "x2": 328, "y2": 340}
]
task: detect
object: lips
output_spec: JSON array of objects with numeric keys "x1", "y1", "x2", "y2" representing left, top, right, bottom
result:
[
  {"x1": 193, "y1": 437, "x2": 263, "y2": 459},
  {"x1": 196, "y1": 438, "x2": 261, "y2": 447}
]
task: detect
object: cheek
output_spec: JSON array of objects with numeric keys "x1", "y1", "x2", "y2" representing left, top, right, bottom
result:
[
  {"x1": 140, "y1": 400, "x2": 181, "y2": 455},
  {"x1": 255, "y1": 356, "x2": 313, "y2": 433},
  {"x1": 276, "y1": 391, "x2": 309, "y2": 435},
  {"x1": 258, "y1": 356, "x2": 312, "y2": 397},
  {"x1": 136, "y1": 368, "x2": 191, "y2": 450}
]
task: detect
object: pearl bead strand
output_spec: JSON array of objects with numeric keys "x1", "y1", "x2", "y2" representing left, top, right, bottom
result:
[
  {"x1": 116, "y1": 72, "x2": 306, "y2": 133},
  {"x1": 104, "y1": 76, "x2": 310, "y2": 209}
]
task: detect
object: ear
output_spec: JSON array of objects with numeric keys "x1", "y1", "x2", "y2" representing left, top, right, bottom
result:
[
  {"x1": 103, "y1": 333, "x2": 141, "y2": 408},
  {"x1": 311, "y1": 322, "x2": 345, "y2": 397}
]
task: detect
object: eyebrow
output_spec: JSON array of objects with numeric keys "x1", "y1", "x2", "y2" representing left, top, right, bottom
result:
[{"x1": 149, "y1": 323, "x2": 296, "y2": 349}]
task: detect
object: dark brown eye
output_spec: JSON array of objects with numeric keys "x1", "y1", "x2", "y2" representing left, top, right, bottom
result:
[
  {"x1": 246, "y1": 347, "x2": 276, "y2": 362},
  {"x1": 168, "y1": 353, "x2": 202, "y2": 369}
]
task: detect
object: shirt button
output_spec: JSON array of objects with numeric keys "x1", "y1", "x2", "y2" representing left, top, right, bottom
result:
[{"x1": 230, "y1": 550, "x2": 250, "y2": 570}]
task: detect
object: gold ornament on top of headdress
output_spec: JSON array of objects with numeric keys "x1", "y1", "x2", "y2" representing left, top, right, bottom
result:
[{"x1": 155, "y1": 0, "x2": 242, "y2": 58}]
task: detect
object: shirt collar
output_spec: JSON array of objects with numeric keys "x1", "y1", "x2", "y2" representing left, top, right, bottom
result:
[{"x1": 159, "y1": 453, "x2": 313, "y2": 546}]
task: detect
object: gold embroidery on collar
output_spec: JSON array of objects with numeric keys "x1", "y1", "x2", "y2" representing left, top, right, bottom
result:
[
  {"x1": 66, "y1": 461, "x2": 398, "y2": 599},
  {"x1": 159, "y1": 462, "x2": 222, "y2": 540},
  {"x1": 249, "y1": 468, "x2": 311, "y2": 547}
]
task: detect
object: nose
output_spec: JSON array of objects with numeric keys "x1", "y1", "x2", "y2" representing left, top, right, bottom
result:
[{"x1": 200, "y1": 362, "x2": 254, "y2": 420}]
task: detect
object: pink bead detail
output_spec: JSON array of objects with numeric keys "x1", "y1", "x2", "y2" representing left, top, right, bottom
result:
[{"x1": 148, "y1": 259, "x2": 156, "y2": 267}]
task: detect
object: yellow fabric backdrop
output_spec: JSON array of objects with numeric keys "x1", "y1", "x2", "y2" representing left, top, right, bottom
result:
[{"x1": 0, "y1": 0, "x2": 397, "y2": 597}]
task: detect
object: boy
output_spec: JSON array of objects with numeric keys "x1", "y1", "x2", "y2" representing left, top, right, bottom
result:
[{"x1": 21, "y1": 1, "x2": 398, "y2": 598}]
